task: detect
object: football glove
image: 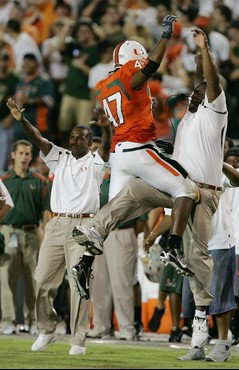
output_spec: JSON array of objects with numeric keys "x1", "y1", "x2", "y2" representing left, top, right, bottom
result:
[{"x1": 162, "y1": 15, "x2": 177, "y2": 39}]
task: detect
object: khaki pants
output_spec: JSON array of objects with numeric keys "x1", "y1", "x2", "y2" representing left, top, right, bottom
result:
[
  {"x1": 87, "y1": 178, "x2": 220, "y2": 308},
  {"x1": 58, "y1": 94, "x2": 92, "y2": 132},
  {"x1": 35, "y1": 216, "x2": 91, "y2": 346},
  {"x1": 0, "y1": 225, "x2": 39, "y2": 327},
  {"x1": 92, "y1": 228, "x2": 137, "y2": 336}
]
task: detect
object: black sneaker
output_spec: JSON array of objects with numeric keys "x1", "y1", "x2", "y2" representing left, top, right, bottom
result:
[
  {"x1": 134, "y1": 322, "x2": 144, "y2": 340},
  {"x1": 160, "y1": 248, "x2": 195, "y2": 277},
  {"x1": 148, "y1": 307, "x2": 165, "y2": 332},
  {"x1": 71, "y1": 259, "x2": 93, "y2": 300},
  {"x1": 169, "y1": 327, "x2": 183, "y2": 342}
]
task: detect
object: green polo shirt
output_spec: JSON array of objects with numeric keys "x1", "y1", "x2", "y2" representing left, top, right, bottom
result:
[
  {"x1": 64, "y1": 42, "x2": 100, "y2": 100},
  {"x1": 100, "y1": 175, "x2": 147, "y2": 229},
  {"x1": 0, "y1": 169, "x2": 51, "y2": 226}
]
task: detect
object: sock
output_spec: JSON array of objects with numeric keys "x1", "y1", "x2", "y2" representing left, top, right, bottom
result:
[
  {"x1": 195, "y1": 310, "x2": 206, "y2": 319},
  {"x1": 167, "y1": 235, "x2": 182, "y2": 249},
  {"x1": 81, "y1": 254, "x2": 95, "y2": 268},
  {"x1": 134, "y1": 306, "x2": 142, "y2": 323}
]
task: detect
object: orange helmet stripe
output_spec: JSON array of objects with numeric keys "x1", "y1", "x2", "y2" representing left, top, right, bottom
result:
[{"x1": 114, "y1": 42, "x2": 124, "y2": 65}]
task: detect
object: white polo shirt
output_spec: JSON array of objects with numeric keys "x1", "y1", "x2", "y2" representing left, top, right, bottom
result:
[
  {"x1": 172, "y1": 90, "x2": 228, "y2": 187},
  {"x1": 208, "y1": 174, "x2": 236, "y2": 251},
  {"x1": 40, "y1": 145, "x2": 109, "y2": 214},
  {"x1": 0, "y1": 179, "x2": 14, "y2": 208}
]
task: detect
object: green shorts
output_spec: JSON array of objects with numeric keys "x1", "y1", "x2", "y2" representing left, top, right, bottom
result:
[{"x1": 160, "y1": 264, "x2": 183, "y2": 294}]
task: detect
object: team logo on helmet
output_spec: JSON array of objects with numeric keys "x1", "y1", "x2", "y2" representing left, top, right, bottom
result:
[{"x1": 113, "y1": 40, "x2": 147, "y2": 67}]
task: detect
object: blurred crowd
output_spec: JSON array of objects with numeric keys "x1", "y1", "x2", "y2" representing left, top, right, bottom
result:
[{"x1": 1, "y1": 0, "x2": 239, "y2": 173}]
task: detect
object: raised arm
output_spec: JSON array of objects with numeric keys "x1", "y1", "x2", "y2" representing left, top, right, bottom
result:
[
  {"x1": 223, "y1": 162, "x2": 239, "y2": 187},
  {"x1": 130, "y1": 15, "x2": 176, "y2": 90},
  {"x1": 192, "y1": 28, "x2": 221, "y2": 102},
  {"x1": 7, "y1": 98, "x2": 52, "y2": 157},
  {"x1": 92, "y1": 108, "x2": 112, "y2": 162}
]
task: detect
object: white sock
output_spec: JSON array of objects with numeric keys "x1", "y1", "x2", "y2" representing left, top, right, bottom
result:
[{"x1": 195, "y1": 310, "x2": 206, "y2": 319}]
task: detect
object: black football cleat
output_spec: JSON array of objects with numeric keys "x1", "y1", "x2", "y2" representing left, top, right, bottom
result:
[{"x1": 71, "y1": 259, "x2": 93, "y2": 300}]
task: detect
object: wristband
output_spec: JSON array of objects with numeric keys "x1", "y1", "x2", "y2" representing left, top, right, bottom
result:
[{"x1": 141, "y1": 59, "x2": 160, "y2": 77}]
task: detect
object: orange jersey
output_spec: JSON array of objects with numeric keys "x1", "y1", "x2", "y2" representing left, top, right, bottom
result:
[{"x1": 96, "y1": 60, "x2": 157, "y2": 151}]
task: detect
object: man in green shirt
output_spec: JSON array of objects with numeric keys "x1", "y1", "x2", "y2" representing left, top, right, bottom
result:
[
  {"x1": 57, "y1": 21, "x2": 100, "y2": 136},
  {"x1": 0, "y1": 140, "x2": 50, "y2": 335}
]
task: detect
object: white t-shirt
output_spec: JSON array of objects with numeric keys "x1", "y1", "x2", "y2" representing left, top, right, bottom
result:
[
  {"x1": 5, "y1": 32, "x2": 43, "y2": 72},
  {"x1": 172, "y1": 90, "x2": 228, "y2": 186},
  {"x1": 88, "y1": 62, "x2": 114, "y2": 89},
  {"x1": 208, "y1": 174, "x2": 236, "y2": 251},
  {"x1": 0, "y1": 179, "x2": 14, "y2": 208},
  {"x1": 42, "y1": 36, "x2": 69, "y2": 80},
  {"x1": 209, "y1": 31, "x2": 230, "y2": 65},
  {"x1": 40, "y1": 146, "x2": 109, "y2": 214}
]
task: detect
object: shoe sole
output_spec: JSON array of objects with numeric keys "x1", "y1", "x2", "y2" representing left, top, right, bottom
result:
[
  {"x1": 178, "y1": 356, "x2": 205, "y2": 361},
  {"x1": 71, "y1": 267, "x2": 90, "y2": 300},
  {"x1": 73, "y1": 230, "x2": 103, "y2": 256},
  {"x1": 205, "y1": 355, "x2": 231, "y2": 362},
  {"x1": 160, "y1": 256, "x2": 194, "y2": 277},
  {"x1": 31, "y1": 338, "x2": 55, "y2": 352}
]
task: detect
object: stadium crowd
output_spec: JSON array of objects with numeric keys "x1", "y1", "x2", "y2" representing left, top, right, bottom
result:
[{"x1": 0, "y1": 0, "x2": 239, "y2": 364}]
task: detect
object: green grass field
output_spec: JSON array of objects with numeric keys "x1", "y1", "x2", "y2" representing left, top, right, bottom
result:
[{"x1": 0, "y1": 338, "x2": 238, "y2": 369}]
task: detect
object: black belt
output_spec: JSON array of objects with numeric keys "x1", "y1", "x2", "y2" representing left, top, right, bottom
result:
[
  {"x1": 11, "y1": 224, "x2": 38, "y2": 231},
  {"x1": 53, "y1": 213, "x2": 95, "y2": 219},
  {"x1": 195, "y1": 182, "x2": 222, "y2": 191}
]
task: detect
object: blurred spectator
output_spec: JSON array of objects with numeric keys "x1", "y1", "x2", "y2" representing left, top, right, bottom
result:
[
  {"x1": 42, "y1": 19, "x2": 70, "y2": 130},
  {"x1": 0, "y1": 51, "x2": 19, "y2": 172},
  {"x1": 14, "y1": 53, "x2": 55, "y2": 151},
  {"x1": 221, "y1": 0, "x2": 239, "y2": 20},
  {"x1": 0, "y1": 0, "x2": 14, "y2": 27},
  {"x1": 4, "y1": 19, "x2": 43, "y2": 72},
  {"x1": 125, "y1": 0, "x2": 158, "y2": 37},
  {"x1": 9, "y1": 2, "x2": 41, "y2": 45},
  {"x1": 88, "y1": 40, "x2": 114, "y2": 136},
  {"x1": 212, "y1": 4, "x2": 232, "y2": 36},
  {"x1": 24, "y1": 0, "x2": 59, "y2": 43},
  {"x1": 0, "y1": 139, "x2": 50, "y2": 335},
  {"x1": 92, "y1": 4, "x2": 126, "y2": 45},
  {"x1": 80, "y1": 0, "x2": 113, "y2": 24},
  {"x1": 148, "y1": 75, "x2": 171, "y2": 140},
  {"x1": 150, "y1": 0, "x2": 172, "y2": 42},
  {"x1": 194, "y1": 15, "x2": 230, "y2": 68},
  {"x1": 57, "y1": 20, "x2": 100, "y2": 136},
  {"x1": 224, "y1": 136, "x2": 234, "y2": 159}
]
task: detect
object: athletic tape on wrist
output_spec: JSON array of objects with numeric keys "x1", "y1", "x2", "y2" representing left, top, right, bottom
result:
[{"x1": 141, "y1": 59, "x2": 160, "y2": 77}]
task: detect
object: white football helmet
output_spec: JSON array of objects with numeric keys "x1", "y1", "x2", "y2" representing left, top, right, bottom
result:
[
  {"x1": 113, "y1": 40, "x2": 148, "y2": 67},
  {"x1": 140, "y1": 244, "x2": 164, "y2": 283}
]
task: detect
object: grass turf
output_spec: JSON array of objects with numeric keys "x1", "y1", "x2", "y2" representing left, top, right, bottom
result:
[{"x1": 0, "y1": 338, "x2": 238, "y2": 369}]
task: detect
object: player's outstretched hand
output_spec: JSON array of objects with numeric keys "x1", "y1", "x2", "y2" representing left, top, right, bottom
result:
[
  {"x1": 93, "y1": 107, "x2": 111, "y2": 128},
  {"x1": 162, "y1": 15, "x2": 177, "y2": 39},
  {"x1": 191, "y1": 28, "x2": 208, "y2": 50},
  {"x1": 7, "y1": 98, "x2": 25, "y2": 122}
]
